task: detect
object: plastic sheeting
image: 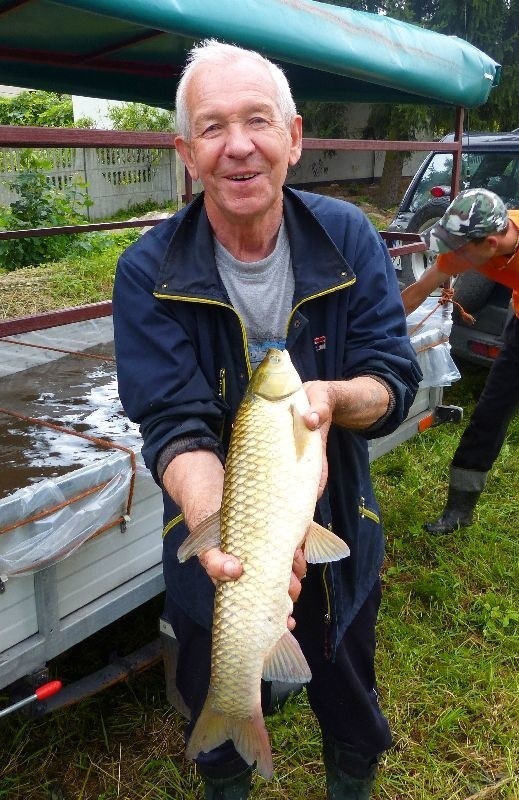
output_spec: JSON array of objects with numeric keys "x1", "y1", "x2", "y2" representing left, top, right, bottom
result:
[
  {"x1": 407, "y1": 297, "x2": 461, "y2": 389},
  {"x1": 0, "y1": 454, "x2": 135, "y2": 579}
]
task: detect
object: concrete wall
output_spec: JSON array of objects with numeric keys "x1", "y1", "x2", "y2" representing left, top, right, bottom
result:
[
  {"x1": 0, "y1": 146, "x2": 178, "y2": 220},
  {"x1": 0, "y1": 139, "x2": 429, "y2": 220}
]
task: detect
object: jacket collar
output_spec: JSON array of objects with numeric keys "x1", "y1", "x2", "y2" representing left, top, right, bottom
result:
[{"x1": 154, "y1": 187, "x2": 355, "y2": 304}]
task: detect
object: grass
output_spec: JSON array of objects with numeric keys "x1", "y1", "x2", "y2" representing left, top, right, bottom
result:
[
  {"x1": 0, "y1": 198, "x2": 517, "y2": 799},
  {"x1": 0, "y1": 229, "x2": 138, "y2": 319}
]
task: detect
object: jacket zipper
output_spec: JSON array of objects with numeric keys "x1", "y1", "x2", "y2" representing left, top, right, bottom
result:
[
  {"x1": 321, "y1": 523, "x2": 334, "y2": 660},
  {"x1": 321, "y1": 499, "x2": 379, "y2": 657},
  {"x1": 322, "y1": 565, "x2": 333, "y2": 660},
  {"x1": 152, "y1": 293, "x2": 253, "y2": 378},
  {"x1": 218, "y1": 367, "x2": 227, "y2": 439},
  {"x1": 359, "y1": 497, "x2": 380, "y2": 523}
]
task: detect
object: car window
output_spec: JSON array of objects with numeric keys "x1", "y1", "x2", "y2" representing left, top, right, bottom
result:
[
  {"x1": 470, "y1": 154, "x2": 519, "y2": 205},
  {"x1": 409, "y1": 151, "x2": 519, "y2": 212}
]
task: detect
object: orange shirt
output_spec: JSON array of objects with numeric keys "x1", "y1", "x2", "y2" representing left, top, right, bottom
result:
[{"x1": 437, "y1": 209, "x2": 519, "y2": 316}]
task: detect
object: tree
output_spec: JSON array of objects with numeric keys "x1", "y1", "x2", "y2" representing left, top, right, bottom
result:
[
  {"x1": 0, "y1": 90, "x2": 76, "y2": 127},
  {"x1": 315, "y1": 0, "x2": 518, "y2": 206},
  {"x1": 107, "y1": 102, "x2": 174, "y2": 132}
]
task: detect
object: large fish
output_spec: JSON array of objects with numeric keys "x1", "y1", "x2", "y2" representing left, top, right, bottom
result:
[{"x1": 177, "y1": 348, "x2": 350, "y2": 779}]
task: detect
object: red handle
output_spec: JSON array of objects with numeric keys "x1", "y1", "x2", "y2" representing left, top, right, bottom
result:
[{"x1": 34, "y1": 680, "x2": 62, "y2": 701}]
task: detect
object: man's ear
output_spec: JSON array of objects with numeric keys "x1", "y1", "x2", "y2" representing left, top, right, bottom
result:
[
  {"x1": 288, "y1": 115, "x2": 303, "y2": 167},
  {"x1": 174, "y1": 136, "x2": 199, "y2": 181}
]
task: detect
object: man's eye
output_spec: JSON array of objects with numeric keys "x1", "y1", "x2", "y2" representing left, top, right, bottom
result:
[
  {"x1": 249, "y1": 117, "x2": 269, "y2": 127},
  {"x1": 202, "y1": 124, "x2": 222, "y2": 137}
]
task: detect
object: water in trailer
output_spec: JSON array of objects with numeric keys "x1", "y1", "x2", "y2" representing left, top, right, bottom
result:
[{"x1": 0, "y1": 342, "x2": 141, "y2": 499}]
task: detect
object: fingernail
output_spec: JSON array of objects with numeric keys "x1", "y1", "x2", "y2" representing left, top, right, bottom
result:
[{"x1": 308, "y1": 411, "x2": 319, "y2": 428}]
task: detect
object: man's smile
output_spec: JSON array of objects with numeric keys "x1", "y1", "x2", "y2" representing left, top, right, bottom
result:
[{"x1": 227, "y1": 173, "x2": 259, "y2": 181}]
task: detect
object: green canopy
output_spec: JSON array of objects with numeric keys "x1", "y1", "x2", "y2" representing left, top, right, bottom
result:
[{"x1": 0, "y1": 0, "x2": 500, "y2": 109}]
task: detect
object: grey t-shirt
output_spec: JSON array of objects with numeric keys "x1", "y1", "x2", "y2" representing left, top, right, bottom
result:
[{"x1": 214, "y1": 220, "x2": 294, "y2": 370}]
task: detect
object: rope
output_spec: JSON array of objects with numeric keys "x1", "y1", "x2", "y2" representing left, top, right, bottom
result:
[
  {"x1": 413, "y1": 335, "x2": 450, "y2": 354},
  {"x1": 0, "y1": 481, "x2": 110, "y2": 536},
  {"x1": 0, "y1": 338, "x2": 115, "y2": 361},
  {"x1": 409, "y1": 287, "x2": 475, "y2": 338},
  {"x1": 0, "y1": 407, "x2": 136, "y2": 537}
]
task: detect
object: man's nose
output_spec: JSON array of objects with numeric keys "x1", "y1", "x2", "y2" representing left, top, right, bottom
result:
[{"x1": 224, "y1": 124, "x2": 255, "y2": 158}]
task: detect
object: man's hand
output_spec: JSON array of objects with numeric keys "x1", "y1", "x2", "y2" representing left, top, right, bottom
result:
[
  {"x1": 302, "y1": 380, "x2": 333, "y2": 498},
  {"x1": 164, "y1": 449, "x2": 307, "y2": 629},
  {"x1": 288, "y1": 547, "x2": 307, "y2": 630},
  {"x1": 303, "y1": 377, "x2": 391, "y2": 497},
  {"x1": 199, "y1": 547, "x2": 243, "y2": 582},
  {"x1": 163, "y1": 449, "x2": 242, "y2": 580},
  {"x1": 202, "y1": 545, "x2": 306, "y2": 631}
]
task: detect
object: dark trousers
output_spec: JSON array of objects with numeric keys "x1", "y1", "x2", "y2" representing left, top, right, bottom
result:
[
  {"x1": 165, "y1": 571, "x2": 392, "y2": 779},
  {"x1": 452, "y1": 314, "x2": 519, "y2": 474}
]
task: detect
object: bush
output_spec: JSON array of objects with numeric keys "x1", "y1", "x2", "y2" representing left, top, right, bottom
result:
[
  {"x1": 0, "y1": 150, "x2": 93, "y2": 270},
  {"x1": 0, "y1": 90, "x2": 75, "y2": 127}
]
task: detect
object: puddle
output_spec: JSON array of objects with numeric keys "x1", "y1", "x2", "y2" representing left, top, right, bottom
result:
[{"x1": 0, "y1": 342, "x2": 141, "y2": 499}]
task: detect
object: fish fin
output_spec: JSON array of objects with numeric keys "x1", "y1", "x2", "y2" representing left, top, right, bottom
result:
[
  {"x1": 231, "y1": 709, "x2": 274, "y2": 780},
  {"x1": 185, "y1": 700, "x2": 229, "y2": 760},
  {"x1": 304, "y1": 521, "x2": 350, "y2": 564},
  {"x1": 177, "y1": 511, "x2": 221, "y2": 562},
  {"x1": 262, "y1": 630, "x2": 312, "y2": 684},
  {"x1": 186, "y1": 700, "x2": 273, "y2": 780}
]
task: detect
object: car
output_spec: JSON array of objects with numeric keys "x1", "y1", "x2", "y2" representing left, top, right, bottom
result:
[{"x1": 389, "y1": 131, "x2": 519, "y2": 366}]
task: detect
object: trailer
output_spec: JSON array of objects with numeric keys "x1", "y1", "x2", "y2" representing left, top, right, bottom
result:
[
  {"x1": 0, "y1": 306, "x2": 165, "y2": 700},
  {"x1": 0, "y1": 0, "x2": 499, "y2": 710}
]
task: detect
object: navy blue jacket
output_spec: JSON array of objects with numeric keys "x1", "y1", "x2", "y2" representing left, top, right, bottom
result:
[{"x1": 113, "y1": 187, "x2": 421, "y2": 655}]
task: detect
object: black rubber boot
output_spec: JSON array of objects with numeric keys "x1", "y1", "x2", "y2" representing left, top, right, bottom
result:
[
  {"x1": 423, "y1": 486, "x2": 481, "y2": 534},
  {"x1": 202, "y1": 765, "x2": 253, "y2": 799},
  {"x1": 322, "y1": 735, "x2": 379, "y2": 800}
]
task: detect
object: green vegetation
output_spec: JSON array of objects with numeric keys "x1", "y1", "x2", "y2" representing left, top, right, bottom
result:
[
  {"x1": 0, "y1": 230, "x2": 138, "y2": 318},
  {"x1": 107, "y1": 101, "x2": 174, "y2": 132},
  {"x1": 0, "y1": 150, "x2": 96, "y2": 270},
  {"x1": 0, "y1": 90, "x2": 75, "y2": 128},
  {"x1": 0, "y1": 88, "x2": 172, "y2": 132}
]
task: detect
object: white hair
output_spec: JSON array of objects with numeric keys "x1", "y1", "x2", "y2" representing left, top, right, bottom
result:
[{"x1": 175, "y1": 39, "x2": 297, "y2": 139}]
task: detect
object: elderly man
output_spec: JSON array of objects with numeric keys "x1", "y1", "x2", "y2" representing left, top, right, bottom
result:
[
  {"x1": 113, "y1": 39, "x2": 420, "y2": 800},
  {"x1": 402, "y1": 188, "x2": 519, "y2": 534}
]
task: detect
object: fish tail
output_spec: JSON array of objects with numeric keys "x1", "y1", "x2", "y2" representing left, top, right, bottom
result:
[
  {"x1": 232, "y1": 707, "x2": 273, "y2": 779},
  {"x1": 186, "y1": 700, "x2": 274, "y2": 780}
]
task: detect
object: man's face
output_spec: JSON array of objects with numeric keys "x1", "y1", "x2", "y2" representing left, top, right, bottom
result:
[
  {"x1": 175, "y1": 57, "x2": 302, "y2": 229},
  {"x1": 452, "y1": 237, "x2": 497, "y2": 268}
]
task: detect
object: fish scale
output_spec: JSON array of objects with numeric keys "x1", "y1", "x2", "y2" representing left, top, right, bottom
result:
[{"x1": 177, "y1": 349, "x2": 350, "y2": 778}]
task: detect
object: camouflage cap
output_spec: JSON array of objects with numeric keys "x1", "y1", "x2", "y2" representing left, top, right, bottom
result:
[{"x1": 422, "y1": 188, "x2": 508, "y2": 254}]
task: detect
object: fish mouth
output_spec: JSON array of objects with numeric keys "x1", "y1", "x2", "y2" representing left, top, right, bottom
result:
[{"x1": 249, "y1": 349, "x2": 302, "y2": 400}]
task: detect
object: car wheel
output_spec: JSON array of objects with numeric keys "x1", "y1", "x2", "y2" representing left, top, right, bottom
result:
[
  {"x1": 401, "y1": 199, "x2": 496, "y2": 314},
  {"x1": 452, "y1": 271, "x2": 496, "y2": 315},
  {"x1": 400, "y1": 199, "x2": 449, "y2": 286}
]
